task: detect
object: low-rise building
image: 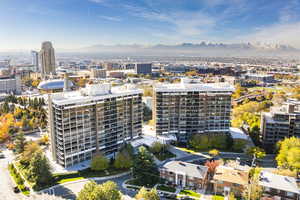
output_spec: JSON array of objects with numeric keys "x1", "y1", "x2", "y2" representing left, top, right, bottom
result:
[
  {"x1": 160, "y1": 161, "x2": 208, "y2": 190},
  {"x1": 213, "y1": 165, "x2": 250, "y2": 197},
  {"x1": 259, "y1": 171, "x2": 300, "y2": 200}
]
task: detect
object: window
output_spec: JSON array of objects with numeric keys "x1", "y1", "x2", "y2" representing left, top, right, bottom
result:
[{"x1": 286, "y1": 192, "x2": 294, "y2": 197}]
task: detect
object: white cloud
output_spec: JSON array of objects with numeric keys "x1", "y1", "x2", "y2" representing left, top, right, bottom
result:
[
  {"x1": 98, "y1": 15, "x2": 122, "y2": 22},
  {"x1": 237, "y1": 21, "x2": 300, "y2": 48},
  {"x1": 88, "y1": 0, "x2": 106, "y2": 3}
]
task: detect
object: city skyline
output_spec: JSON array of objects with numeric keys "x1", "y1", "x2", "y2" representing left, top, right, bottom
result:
[{"x1": 1, "y1": 0, "x2": 300, "y2": 50}]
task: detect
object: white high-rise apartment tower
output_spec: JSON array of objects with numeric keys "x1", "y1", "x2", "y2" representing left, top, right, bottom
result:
[{"x1": 40, "y1": 41, "x2": 55, "y2": 78}]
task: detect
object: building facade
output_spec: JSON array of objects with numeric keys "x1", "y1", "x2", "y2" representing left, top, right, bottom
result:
[
  {"x1": 90, "y1": 68, "x2": 106, "y2": 79},
  {"x1": 48, "y1": 83, "x2": 143, "y2": 167},
  {"x1": 0, "y1": 76, "x2": 21, "y2": 94},
  {"x1": 153, "y1": 78, "x2": 234, "y2": 143},
  {"x1": 160, "y1": 161, "x2": 208, "y2": 190},
  {"x1": 40, "y1": 41, "x2": 55, "y2": 78},
  {"x1": 260, "y1": 101, "x2": 300, "y2": 152},
  {"x1": 31, "y1": 50, "x2": 39, "y2": 72},
  {"x1": 135, "y1": 63, "x2": 152, "y2": 75}
]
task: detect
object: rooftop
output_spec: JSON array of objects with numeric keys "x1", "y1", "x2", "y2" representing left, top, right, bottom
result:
[
  {"x1": 161, "y1": 161, "x2": 208, "y2": 179},
  {"x1": 154, "y1": 78, "x2": 234, "y2": 93},
  {"x1": 259, "y1": 171, "x2": 300, "y2": 194},
  {"x1": 50, "y1": 83, "x2": 142, "y2": 106},
  {"x1": 38, "y1": 79, "x2": 74, "y2": 90},
  {"x1": 213, "y1": 166, "x2": 249, "y2": 185}
]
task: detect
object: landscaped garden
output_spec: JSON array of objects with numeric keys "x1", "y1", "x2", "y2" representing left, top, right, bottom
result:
[
  {"x1": 179, "y1": 189, "x2": 201, "y2": 198},
  {"x1": 8, "y1": 164, "x2": 30, "y2": 196},
  {"x1": 212, "y1": 195, "x2": 225, "y2": 200},
  {"x1": 148, "y1": 141, "x2": 176, "y2": 161},
  {"x1": 156, "y1": 184, "x2": 176, "y2": 193}
]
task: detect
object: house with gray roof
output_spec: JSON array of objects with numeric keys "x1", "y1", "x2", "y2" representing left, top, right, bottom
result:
[
  {"x1": 159, "y1": 161, "x2": 208, "y2": 189},
  {"x1": 259, "y1": 171, "x2": 300, "y2": 200}
]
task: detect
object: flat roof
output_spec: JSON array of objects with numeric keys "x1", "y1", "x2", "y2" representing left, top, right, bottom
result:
[
  {"x1": 259, "y1": 171, "x2": 300, "y2": 194},
  {"x1": 51, "y1": 84, "x2": 142, "y2": 106},
  {"x1": 154, "y1": 82, "x2": 234, "y2": 93}
]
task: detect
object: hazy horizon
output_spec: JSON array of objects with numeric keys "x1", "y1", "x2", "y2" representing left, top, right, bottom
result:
[{"x1": 1, "y1": 0, "x2": 300, "y2": 50}]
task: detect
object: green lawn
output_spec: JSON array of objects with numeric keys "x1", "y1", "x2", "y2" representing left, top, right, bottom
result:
[
  {"x1": 153, "y1": 151, "x2": 176, "y2": 161},
  {"x1": 156, "y1": 184, "x2": 176, "y2": 193},
  {"x1": 212, "y1": 195, "x2": 224, "y2": 200},
  {"x1": 179, "y1": 190, "x2": 201, "y2": 198}
]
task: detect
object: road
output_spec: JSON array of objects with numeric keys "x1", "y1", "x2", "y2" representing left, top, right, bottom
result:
[
  {"x1": 41, "y1": 174, "x2": 137, "y2": 200},
  {"x1": 0, "y1": 149, "x2": 26, "y2": 200}
]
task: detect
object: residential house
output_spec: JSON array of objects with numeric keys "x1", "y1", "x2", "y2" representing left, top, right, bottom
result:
[
  {"x1": 259, "y1": 171, "x2": 300, "y2": 200},
  {"x1": 160, "y1": 161, "x2": 208, "y2": 190},
  {"x1": 213, "y1": 165, "x2": 250, "y2": 197}
]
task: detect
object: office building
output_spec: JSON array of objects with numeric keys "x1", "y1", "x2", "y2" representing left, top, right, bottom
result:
[
  {"x1": 0, "y1": 76, "x2": 21, "y2": 94},
  {"x1": 48, "y1": 83, "x2": 143, "y2": 167},
  {"x1": 153, "y1": 78, "x2": 234, "y2": 142},
  {"x1": 90, "y1": 69, "x2": 106, "y2": 79},
  {"x1": 31, "y1": 50, "x2": 39, "y2": 72},
  {"x1": 40, "y1": 41, "x2": 55, "y2": 78},
  {"x1": 135, "y1": 63, "x2": 152, "y2": 75},
  {"x1": 260, "y1": 100, "x2": 300, "y2": 152}
]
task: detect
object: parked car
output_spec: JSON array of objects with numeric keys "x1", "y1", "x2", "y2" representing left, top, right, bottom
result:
[
  {"x1": 0, "y1": 153, "x2": 5, "y2": 159},
  {"x1": 13, "y1": 186, "x2": 20, "y2": 193}
]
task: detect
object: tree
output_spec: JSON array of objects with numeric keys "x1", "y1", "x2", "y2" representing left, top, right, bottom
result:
[
  {"x1": 39, "y1": 134, "x2": 49, "y2": 145},
  {"x1": 27, "y1": 152, "x2": 52, "y2": 188},
  {"x1": 229, "y1": 192, "x2": 236, "y2": 200},
  {"x1": 132, "y1": 146, "x2": 159, "y2": 187},
  {"x1": 77, "y1": 181, "x2": 100, "y2": 200},
  {"x1": 276, "y1": 137, "x2": 300, "y2": 170},
  {"x1": 150, "y1": 141, "x2": 168, "y2": 154},
  {"x1": 91, "y1": 153, "x2": 109, "y2": 171},
  {"x1": 135, "y1": 187, "x2": 160, "y2": 200},
  {"x1": 14, "y1": 132, "x2": 26, "y2": 154},
  {"x1": 114, "y1": 150, "x2": 133, "y2": 169},
  {"x1": 21, "y1": 141, "x2": 42, "y2": 164},
  {"x1": 205, "y1": 160, "x2": 220, "y2": 178},
  {"x1": 98, "y1": 181, "x2": 121, "y2": 200},
  {"x1": 77, "y1": 180, "x2": 121, "y2": 200},
  {"x1": 209, "y1": 149, "x2": 219, "y2": 157},
  {"x1": 243, "y1": 168, "x2": 262, "y2": 200},
  {"x1": 246, "y1": 147, "x2": 266, "y2": 166},
  {"x1": 232, "y1": 139, "x2": 247, "y2": 152},
  {"x1": 143, "y1": 102, "x2": 152, "y2": 122}
]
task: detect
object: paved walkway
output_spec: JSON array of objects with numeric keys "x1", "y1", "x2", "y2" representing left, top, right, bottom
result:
[{"x1": 0, "y1": 149, "x2": 26, "y2": 200}]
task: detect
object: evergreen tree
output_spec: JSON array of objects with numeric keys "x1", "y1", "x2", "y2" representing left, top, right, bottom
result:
[
  {"x1": 14, "y1": 132, "x2": 26, "y2": 154},
  {"x1": 132, "y1": 146, "x2": 159, "y2": 187},
  {"x1": 27, "y1": 152, "x2": 52, "y2": 187},
  {"x1": 91, "y1": 153, "x2": 109, "y2": 171}
]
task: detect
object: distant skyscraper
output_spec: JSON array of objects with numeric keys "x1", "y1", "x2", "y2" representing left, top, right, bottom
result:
[
  {"x1": 40, "y1": 41, "x2": 55, "y2": 78},
  {"x1": 31, "y1": 50, "x2": 39, "y2": 72}
]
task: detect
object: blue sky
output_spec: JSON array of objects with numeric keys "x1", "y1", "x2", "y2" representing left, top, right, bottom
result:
[{"x1": 1, "y1": 0, "x2": 300, "y2": 50}]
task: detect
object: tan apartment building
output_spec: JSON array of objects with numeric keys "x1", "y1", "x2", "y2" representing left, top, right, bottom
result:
[
  {"x1": 48, "y1": 83, "x2": 143, "y2": 167},
  {"x1": 153, "y1": 78, "x2": 234, "y2": 143}
]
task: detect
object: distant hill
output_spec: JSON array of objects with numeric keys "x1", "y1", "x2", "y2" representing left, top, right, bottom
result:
[{"x1": 74, "y1": 42, "x2": 299, "y2": 57}]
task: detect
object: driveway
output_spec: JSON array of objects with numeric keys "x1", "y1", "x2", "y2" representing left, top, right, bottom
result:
[
  {"x1": 41, "y1": 174, "x2": 137, "y2": 199},
  {"x1": 0, "y1": 149, "x2": 26, "y2": 200}
]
